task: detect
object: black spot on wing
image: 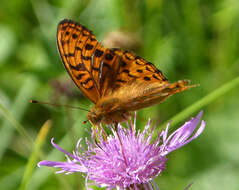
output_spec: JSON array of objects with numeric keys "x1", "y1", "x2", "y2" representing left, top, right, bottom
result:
[
  {"x1": 62, "y1": 26, "x2": 67, "y2": 31},
  {"x1": 76, "y1": 73, "x2": 85, "y2": 80},
  {"x1": 122, "y1": 69, "x2": 129, "y2": 73},
  {"x1": 90, "y1": 37, "x2": 97, "y2": 41},
  {"x1": 146, "y1": 66, "x2": 153, "y2": 72},
  {"x1": 72, "y1": 33, "x2": 78, "y2": 39},
  {"x1": 92, "y1": 67, "x2": 100, "y2": 71},
  {"x1": 155, "y1": 68, "x2": 162, "y2": 74},
  {"x1": 65, "y1": 53, "x2": 74, "y2": 57},
  {"x1": 135, "y1": 61, "x2": 144, "y2": 65},
  {"x1": 125, "y1": 54, "x2": 133, "y2": 60},
  {"x1": 153, "y1": 74, "x2": 160, "y2": 80},
  {"x1": 81, "y1": 55, "x2": 91, "y2": 61},
  {"x1": 128, "y1": 73, "x2": 138, "y2": 78},
  {"x1": 81, "y1": 78, "x2": 92, "y2": 85},
  {"x1": 119, "y1": 61, "x2": 127, "y2": 67},
  {"x1": 146, "y1": 62, "x2": 153, "y2": 65},
  {"x1": 144, "y1": 76, "x2": 151, "y2": 81},
  {"x1": 75, "y1": 46, "x2": 82, "y2": 51},
  {"x1": 95, "y1": 49, "x2": 104, "y2": 57},
  {"x1": 85, "y1": 43, "x2": 94, "y2": 50},
  {"x1": 103, "y1": 62, "x2": 111, "y2": 69},
  {"x1": 69, "y1": 63, "x2": 86, "y2": 71},
  {"x1": 117, "y1": 79, "x2": 127, "y2": 83},
  {"x1": 105, "y1": 53, "x2": 114, "y2": 61}
]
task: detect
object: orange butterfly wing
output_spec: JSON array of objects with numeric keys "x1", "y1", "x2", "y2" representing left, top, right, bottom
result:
[
  {"x1": 110, "y1": 49, "x2": 168, "y2": 87},
  {"x1": 57, "y1": 19, "x2": 121, "y2": 103}
]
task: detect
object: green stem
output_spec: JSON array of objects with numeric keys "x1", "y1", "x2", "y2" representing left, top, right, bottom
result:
[
  {"x1": 161, "y1": 76, "x2": 239, "y2": 129},
  {"x1": 18, "y1": 120, "x2": 51, "y2": 190}
]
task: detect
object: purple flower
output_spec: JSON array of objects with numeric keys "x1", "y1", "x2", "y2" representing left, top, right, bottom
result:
[{"x1": 38, "y1": 111, "x2": 205, "y2": 190}]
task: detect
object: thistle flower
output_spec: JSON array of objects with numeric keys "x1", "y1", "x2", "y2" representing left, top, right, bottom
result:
[{"x1": 38, "y1": 111, "x2": 205, "y2": 190}]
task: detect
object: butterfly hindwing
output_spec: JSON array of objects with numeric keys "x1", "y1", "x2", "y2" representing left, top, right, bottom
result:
[{"x1": 109, "y1": 49, "x2": 168, "y2": 90}]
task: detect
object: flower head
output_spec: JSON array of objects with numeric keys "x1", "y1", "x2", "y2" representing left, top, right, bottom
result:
[{"x1": 38, "y1": 111, "x2": 205, "y2": 190}]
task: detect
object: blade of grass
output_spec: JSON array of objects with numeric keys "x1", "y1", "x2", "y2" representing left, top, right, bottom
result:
[
  {"x1": 26, "y1": 118, "x2": 86, "y2": 190},
  {"x1": 18, "y1": 120, "x2": 52, "y2": 190},
  {"x1": 0, "y1": 76, "x2": 39, "y2": 159}
]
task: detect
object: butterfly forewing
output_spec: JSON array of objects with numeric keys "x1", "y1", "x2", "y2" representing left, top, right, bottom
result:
[
  {"x1": 57, "y1": 19, "x2": 102, "y2": 103},
  {"x1": 57, "y1": 20, "x2": 125, "y2": 103}
]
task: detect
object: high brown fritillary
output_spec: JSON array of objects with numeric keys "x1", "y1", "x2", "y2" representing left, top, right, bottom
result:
[{"x1": 57, "y1": 19, "x2": 194, "y2": 125}]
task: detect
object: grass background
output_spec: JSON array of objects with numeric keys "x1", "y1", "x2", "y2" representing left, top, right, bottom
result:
[{"x1": 0, "y1": 0, "x2": 239, "y2": 189}]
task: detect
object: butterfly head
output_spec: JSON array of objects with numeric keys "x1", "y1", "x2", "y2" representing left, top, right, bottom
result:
[
  {"x1": 87, "y1": 106, "x2": 131, "y2": 125},
  {"x1": 87, "y1": 108, "x2": 103, "y2": 125}
]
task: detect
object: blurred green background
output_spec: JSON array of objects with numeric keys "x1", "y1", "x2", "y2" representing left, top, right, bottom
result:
[{"x1": 0, "y1": 0, "x2": 239, "y2": 189}]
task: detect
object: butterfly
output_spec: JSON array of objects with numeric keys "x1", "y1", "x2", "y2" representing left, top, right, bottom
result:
[{"x1": 57, "y1": 19, "x2": 195, "y2": 125}]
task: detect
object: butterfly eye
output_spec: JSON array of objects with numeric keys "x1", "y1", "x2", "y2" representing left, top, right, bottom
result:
[{"x1": 87, "y1": 109, "x2": 103, "y2": 125}]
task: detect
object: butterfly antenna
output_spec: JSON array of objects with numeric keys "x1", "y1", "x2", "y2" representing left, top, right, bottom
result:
[{"x1": 30, "y1": 100, "x2": 90, "y2": 112}]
